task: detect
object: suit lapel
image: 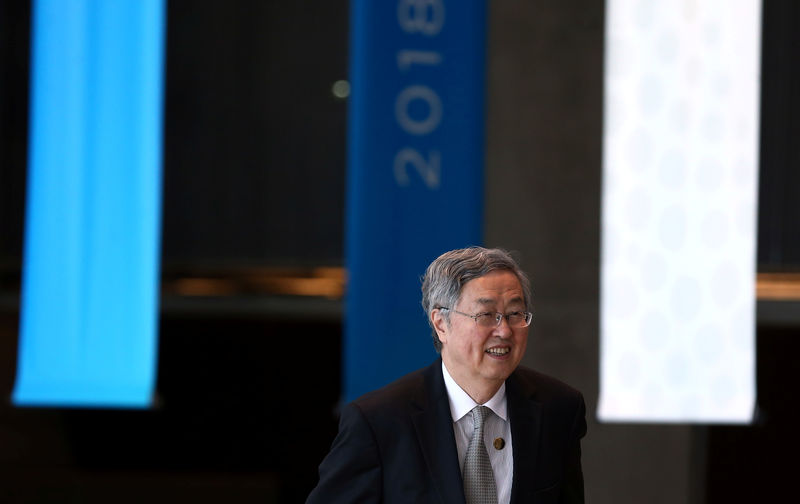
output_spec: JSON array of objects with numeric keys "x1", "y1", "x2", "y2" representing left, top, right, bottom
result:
[
  {"x1": 507, "y1": 371, "x2": 542, "y2": 504},
  {"x1": 411, "y1": 360, "x2": 466, "y2": 504}
]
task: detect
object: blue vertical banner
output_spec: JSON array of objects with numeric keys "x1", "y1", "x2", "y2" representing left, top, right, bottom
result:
[
  {"x1": 344, "y1": 0, "x2": 487, "y2": 401},
  {"x1": 13, "y1": 0, "x2": 165, "y2": 408}
]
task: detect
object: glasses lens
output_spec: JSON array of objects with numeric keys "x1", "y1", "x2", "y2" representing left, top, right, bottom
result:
[
  {"x1": 507, "y1": 312, "x2": 532, "y2": 327},
  {"x1": 475, "y1": 313, "x2": 499, "y2": 328}
]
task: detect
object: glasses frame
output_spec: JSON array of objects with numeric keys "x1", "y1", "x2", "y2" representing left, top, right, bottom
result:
[{"x1": 439, "y1": 307, "x2": 533, "y2": 328}]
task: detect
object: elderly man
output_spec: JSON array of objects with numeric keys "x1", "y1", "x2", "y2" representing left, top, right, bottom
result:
[{"x1": 307, "y1": 247, "x2": 586, "y2": 503}]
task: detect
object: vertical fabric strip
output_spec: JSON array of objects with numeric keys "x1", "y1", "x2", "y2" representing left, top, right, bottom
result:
[
  {"x1": 344, "y1": 0, "x2": 487, "y2": 401},
  {"x1": 13, "y1": 0, "x2": 166, "y2": 408},
  {"x1": 599, "y1": 0, "x2": 760, "y2": 423}
]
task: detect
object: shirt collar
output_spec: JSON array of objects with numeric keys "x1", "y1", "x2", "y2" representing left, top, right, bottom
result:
[{"x1": 441, "y1": 361, "x2": 508, "y2": 422}]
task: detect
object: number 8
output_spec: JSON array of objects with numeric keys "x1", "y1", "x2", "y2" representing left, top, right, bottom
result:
[{"x1": 397, "y1": 0, "x2": 445, "y2": 36}]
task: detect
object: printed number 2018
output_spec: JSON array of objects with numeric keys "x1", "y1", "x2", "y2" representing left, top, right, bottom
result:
[{"x1": 393, "y1": 0, "x2": 445, "y2": 189}]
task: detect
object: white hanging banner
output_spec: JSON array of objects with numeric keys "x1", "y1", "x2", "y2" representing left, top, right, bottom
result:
[{"x1": 599, "y1": 0, "x2": 761, "y2": 423}]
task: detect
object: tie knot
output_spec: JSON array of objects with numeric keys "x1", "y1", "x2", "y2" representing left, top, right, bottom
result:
[{"x1": 472, "y1": 405, "x2": 490, "y2": 431}]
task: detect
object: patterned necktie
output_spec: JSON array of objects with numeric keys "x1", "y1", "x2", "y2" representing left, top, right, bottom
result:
[{"x1": 463, "y1": 405, "x2": 498, "y2": 504}]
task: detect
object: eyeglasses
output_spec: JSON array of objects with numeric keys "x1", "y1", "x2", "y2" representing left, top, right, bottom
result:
[{"x1": 439, "y1": 308, "x2": 533, "y2": 329}]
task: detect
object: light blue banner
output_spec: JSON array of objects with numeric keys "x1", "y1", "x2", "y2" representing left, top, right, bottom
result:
[
  {"x1": 344, "y1": 0, "x2": 487, "y2": 401},
  {"x1": 13, "y1": 0, "x2": 165, "y2": 408}
]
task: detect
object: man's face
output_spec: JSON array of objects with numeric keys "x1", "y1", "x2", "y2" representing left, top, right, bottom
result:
[{"x1": 433, "y1": 270, "x2": 528, "y2": 398}]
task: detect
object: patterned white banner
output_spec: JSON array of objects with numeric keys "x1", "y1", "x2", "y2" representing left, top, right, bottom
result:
[{"x1": 599, "y1": 0, "x2": 761, "y2": 423}]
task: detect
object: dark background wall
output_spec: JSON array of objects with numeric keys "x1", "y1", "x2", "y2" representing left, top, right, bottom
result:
[
  {"x1": 161, "y1": 1, "x2": 348, "y2": 268},
  {"x1": 1, "y1": 0, "x2": 799, "y2": 503}
]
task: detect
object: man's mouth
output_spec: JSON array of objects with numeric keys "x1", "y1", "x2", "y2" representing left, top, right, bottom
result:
[{"x1": 485, "y1": 347, "x2": 510, "y2": 356}]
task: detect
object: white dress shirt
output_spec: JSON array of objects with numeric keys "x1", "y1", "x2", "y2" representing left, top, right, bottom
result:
[{"x1": 442, "y1": 362, "x2": 513, "y2": 504}]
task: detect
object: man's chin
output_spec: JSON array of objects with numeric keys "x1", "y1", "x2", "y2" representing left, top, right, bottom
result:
[{"x1": 481, "y1": 360, "x2": 518, "y2": 381}]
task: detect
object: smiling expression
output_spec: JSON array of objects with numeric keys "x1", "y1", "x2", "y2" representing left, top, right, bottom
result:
[{"x1": 432, "y1": 270, "x2": 529, "y2": 402}]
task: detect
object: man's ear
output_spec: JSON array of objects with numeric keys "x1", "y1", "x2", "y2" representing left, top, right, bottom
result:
[{"x1": 431, "y1": 309, "x2": 449, "y2": 343}]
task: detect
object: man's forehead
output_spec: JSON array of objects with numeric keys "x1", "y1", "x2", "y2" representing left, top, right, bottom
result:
[
  {"x1": 472, "y1": 295, "x2": 524, "y2": 306},
  {"x1": 458, "y1": 271, "x2": 525, "y2": 306}
]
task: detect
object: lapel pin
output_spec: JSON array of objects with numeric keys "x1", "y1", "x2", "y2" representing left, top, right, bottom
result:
[{"x1": 493, "y1": 437, "x2": 505, "y2": 450}]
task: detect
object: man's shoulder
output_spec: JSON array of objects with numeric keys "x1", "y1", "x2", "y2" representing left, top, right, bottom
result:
[
  {"x1": 351, "y1": 363, "x2": 433, "y2": 412},
  {"x1": 510, "y1": 365, "x2": 584, "y2": 403},
  {"x1": 509, "y1": 366, "x2": 588, "y2": 441}
]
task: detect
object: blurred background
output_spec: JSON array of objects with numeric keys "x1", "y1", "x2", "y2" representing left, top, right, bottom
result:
[{"x1": 1, "y1": 0, "x2": 799, "y2": 502}]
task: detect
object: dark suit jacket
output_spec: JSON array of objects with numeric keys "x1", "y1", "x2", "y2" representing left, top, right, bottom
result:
[{"x1": 307, "y1": 359, "x2": 586, "y2": 504}]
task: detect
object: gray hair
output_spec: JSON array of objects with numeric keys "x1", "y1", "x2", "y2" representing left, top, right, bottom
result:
[{"x1": 421, "y1": 247, "x2": 532, "y2": 352}]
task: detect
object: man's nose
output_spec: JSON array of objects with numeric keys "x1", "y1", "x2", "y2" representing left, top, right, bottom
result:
[{"x1": 493, "y1": 315, "x2": 512, "y2": 337}]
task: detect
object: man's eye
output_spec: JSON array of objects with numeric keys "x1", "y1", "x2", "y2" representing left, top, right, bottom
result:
[{"x1": 476, "y1": 312, "x2": 494, "y2": 320}]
